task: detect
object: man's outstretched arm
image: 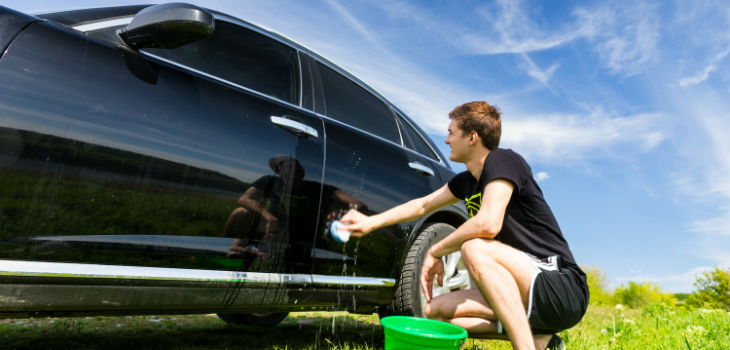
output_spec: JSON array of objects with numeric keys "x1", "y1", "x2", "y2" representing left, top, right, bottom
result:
[{"x1": 339, "y1": 184, "x2": 459, "y2": 237}]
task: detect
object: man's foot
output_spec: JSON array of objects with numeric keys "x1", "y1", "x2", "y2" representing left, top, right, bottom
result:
[{"x1": 545, "y1": 334, "x2": 566, "y2": 350}]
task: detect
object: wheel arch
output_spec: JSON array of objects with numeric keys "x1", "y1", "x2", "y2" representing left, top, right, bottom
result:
[
  {"x1": 392, "y1": 204, "x2": 468, "y2": 287},
  {"x1": 409, "y1": 204, "x2": 467, "y2": 248}
]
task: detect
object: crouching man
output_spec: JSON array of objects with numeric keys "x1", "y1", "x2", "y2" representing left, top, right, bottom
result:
[{"x1": 341, "y1": 101, "x2": 588, "y2": 350}]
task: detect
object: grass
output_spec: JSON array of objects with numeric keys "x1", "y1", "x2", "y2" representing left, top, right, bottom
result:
[{"x1": 0, "y1": 305, "x2": 727, "y2": 349}]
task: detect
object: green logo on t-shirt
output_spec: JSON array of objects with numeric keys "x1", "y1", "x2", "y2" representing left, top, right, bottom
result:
[{"x1": 465, "y1": 193, "x2": 482, "y2": 217}]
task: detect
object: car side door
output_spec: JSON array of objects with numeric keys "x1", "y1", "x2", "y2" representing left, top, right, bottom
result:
[{"x1": 0, "y1": 17, "x2": 324, "y2": 281}]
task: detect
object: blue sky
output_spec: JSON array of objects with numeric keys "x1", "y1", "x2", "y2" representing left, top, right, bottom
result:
[{"x1": 7, "y1": 0, "x2": 729, "y2": 293}]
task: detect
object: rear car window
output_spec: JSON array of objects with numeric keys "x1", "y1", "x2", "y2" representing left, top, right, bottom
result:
[{"x1": 316, "y1": 63, "x2": 400, "y2": 144}]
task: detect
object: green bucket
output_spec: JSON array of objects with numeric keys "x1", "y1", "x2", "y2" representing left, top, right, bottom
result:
[{"x1": 381, "y1": 316, "x2": 467, "y2": 350}]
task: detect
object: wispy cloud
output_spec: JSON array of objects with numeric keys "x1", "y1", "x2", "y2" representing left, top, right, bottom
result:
[
  {"x1": 323, "y1": 0, "x2": 379, "y2": 46},
  {"x1": 464, "y1": 0, "x2": 588, "y2": 55},
  {"x1": 459, "y1": 1, "x2": 660, "y2": 77},
  {"x1": 614, "y1": 265, "x2": 719, "y2": 293},
  {"x1": 460, "y1": 29, "x2": 582, "y2": 56},
  {"x1": 593, "y1": 10, "x2": 658, "y2": 75},
  {"x1": 678, "y1": 64, "x2": 717, "y2": 87},
  {"x1": 661, "y1": 76, "x2": 730, "y2": 268},
  {"x1": 687, "y1": 215, "x2": 730, "y2": 235},
  {"x1": 521, "y1": 54, "x2": 560, "y2": 88},
  {"x1": 678, "y1": 50, "x2": 730, "y2": 87},
  {"x1": 686, "y1": 214, "x2": 730, "y2": 267}
]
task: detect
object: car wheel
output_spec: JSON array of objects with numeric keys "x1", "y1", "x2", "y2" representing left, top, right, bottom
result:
[
  {"x1": 217, "y1": 312, "x2": 289, "y2": 326},
  {"x1": 389, "y1": 222, "x2": 472, "y2": 317}
]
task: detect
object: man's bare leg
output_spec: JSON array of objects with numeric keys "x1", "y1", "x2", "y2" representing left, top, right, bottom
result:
[
  {"x1": 425, "y1": 286, "x2": 555, "y2": 348},
  {"x1": 425, "y1": 289, "x2": 506, "y2": 338},
  {"x1": 426, "y1": 238, "x2": 547, "y2": 349}
]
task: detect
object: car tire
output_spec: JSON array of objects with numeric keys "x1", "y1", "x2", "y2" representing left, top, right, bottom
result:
[
  {"x1": 387, "y1": 222, "x2": 472, "y2": 317},
  {"x1": 217, "y1": 312, "x2": 289, "y2": 327}
]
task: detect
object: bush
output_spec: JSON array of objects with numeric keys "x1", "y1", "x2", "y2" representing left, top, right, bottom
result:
[
  {"x1": 583, "y1": 265, "x2": 613, "y2": 306},
  {"x1": 613, "y1": 281, "x2": 676, "y2": 308},
  {"x1": 686, "y1": 266, "x2": 730, "y2": 311}
]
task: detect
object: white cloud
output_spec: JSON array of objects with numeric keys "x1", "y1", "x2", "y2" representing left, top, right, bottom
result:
[
  {"x1": 535, "y1": 171, "x2": 550, "y2": 182},
  {"x1": 640, "y1": 131, "x2": 665, "y2": 151},
  {"x1": 500, "y1": 111, "x2": 666, "y2": 161}
]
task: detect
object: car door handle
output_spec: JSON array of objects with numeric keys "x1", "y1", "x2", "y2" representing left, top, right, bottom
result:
[
  {"x1": 270, "y1": 116, "x2": 319, "y2": 138},
  {"x1": 408, "y1": 161, "x2": 435, "y2": 177}
]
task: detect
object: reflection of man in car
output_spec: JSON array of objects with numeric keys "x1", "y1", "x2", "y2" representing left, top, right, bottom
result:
[{"x1": 224, "y1": 156, "x2": 364, "y2": 272}]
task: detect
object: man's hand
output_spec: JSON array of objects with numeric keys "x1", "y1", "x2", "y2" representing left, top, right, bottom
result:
[
  {"x1": 338, "y1": 209, "x2": 375, "y2": 238},
  {"x1": 420, "y1": 251, "x2": 444, "y2": 303}
]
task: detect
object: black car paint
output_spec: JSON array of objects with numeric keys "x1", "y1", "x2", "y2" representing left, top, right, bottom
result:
[{"x1": 0, "y1": 5, "x2": 467, "y2": 316}]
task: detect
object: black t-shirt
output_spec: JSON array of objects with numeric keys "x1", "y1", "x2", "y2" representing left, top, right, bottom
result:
[{"x1": 448, "y1": 148, "x2": 583, "y2": 275}]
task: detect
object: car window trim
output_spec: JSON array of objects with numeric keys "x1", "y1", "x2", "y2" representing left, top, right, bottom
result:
[
  {"x1": 296, "y1": 49, "x2": 304, "y2": 107},
  {"x1": 71, "y1": 16, "x2": 132, "y2": 32},
  {"x1": 391, "y1": 107, "x2": 443, "y2": 163},
  {"x1": 141, "y1": 50, "x2": 303, "y2": 107}
]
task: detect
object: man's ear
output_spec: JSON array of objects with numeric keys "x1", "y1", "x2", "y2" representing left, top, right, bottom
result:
[{"x1": 469, "y1": 131, "x2": 477, "y2": 144}]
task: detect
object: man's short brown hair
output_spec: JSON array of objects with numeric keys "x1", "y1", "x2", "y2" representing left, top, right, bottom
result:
[{"x1": 449, "y1": 101, "x2": 501, "y2": 150}]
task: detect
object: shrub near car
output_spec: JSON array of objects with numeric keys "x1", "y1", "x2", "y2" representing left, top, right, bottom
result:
[{"x1": 0, "y1": 3, "x2": 470, "y2": 324}]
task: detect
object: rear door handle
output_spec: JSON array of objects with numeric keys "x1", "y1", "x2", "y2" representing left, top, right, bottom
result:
[
  {"x1": 408, "y1": 161, "x2": 435, "y2": 177},
  {"x1": 270, "y1": 116, "x2": 319, "y2": 138}
]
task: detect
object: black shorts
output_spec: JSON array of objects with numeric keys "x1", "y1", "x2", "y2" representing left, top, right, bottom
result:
[{"x1": 527, "y1": 262, "x2": 589, "y2": 333}]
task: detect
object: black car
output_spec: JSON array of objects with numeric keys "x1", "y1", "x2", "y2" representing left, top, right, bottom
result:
[{"x1": 0, "y1": 3, "x2": 470, "y2": 325}]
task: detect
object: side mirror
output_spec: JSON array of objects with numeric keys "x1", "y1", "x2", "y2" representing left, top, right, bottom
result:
[{"x1": 117, "y1": 3, "x2": 214, "y2": 50}]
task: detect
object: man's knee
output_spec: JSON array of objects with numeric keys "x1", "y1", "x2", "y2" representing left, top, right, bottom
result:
[
  {"x1": 423, "y1": 301, "x2": 436, "y2": 319},
  {"x1": 424, "y1": 297, "x2": 447, "y2": 322},
  {"x1": 460, "y1": 239, "x2": 500, "y2": 269}
]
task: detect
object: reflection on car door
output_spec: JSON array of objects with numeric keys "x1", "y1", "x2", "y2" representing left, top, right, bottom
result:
[{"x1": 0, "y1": 21, "x2": 324, "y2": 278}]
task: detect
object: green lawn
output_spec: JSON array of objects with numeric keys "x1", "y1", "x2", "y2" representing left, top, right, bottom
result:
[{"x1": 0, "y1": 305, "x2": 727, "y2": 349}]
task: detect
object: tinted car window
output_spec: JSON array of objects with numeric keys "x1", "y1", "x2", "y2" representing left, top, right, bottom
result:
[
  {"x1": 316, "y1": 63, "x2": 400, "y2": 143},
  {"x1": 396, "y1": 113, "x2": 439, "y2": 160},
  {"x1": 144, "y1": 21, "x2": 299, "y2": 104}
]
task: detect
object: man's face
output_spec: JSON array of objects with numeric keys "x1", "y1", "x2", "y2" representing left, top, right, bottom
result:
[{"x1": 445, "y1": 120, "x2": 471, "y2": 163}]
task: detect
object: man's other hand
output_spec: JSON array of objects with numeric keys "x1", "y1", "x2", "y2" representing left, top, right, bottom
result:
[{"x1": 420, "y1": 252, "x2": 444, "y2": 303}]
